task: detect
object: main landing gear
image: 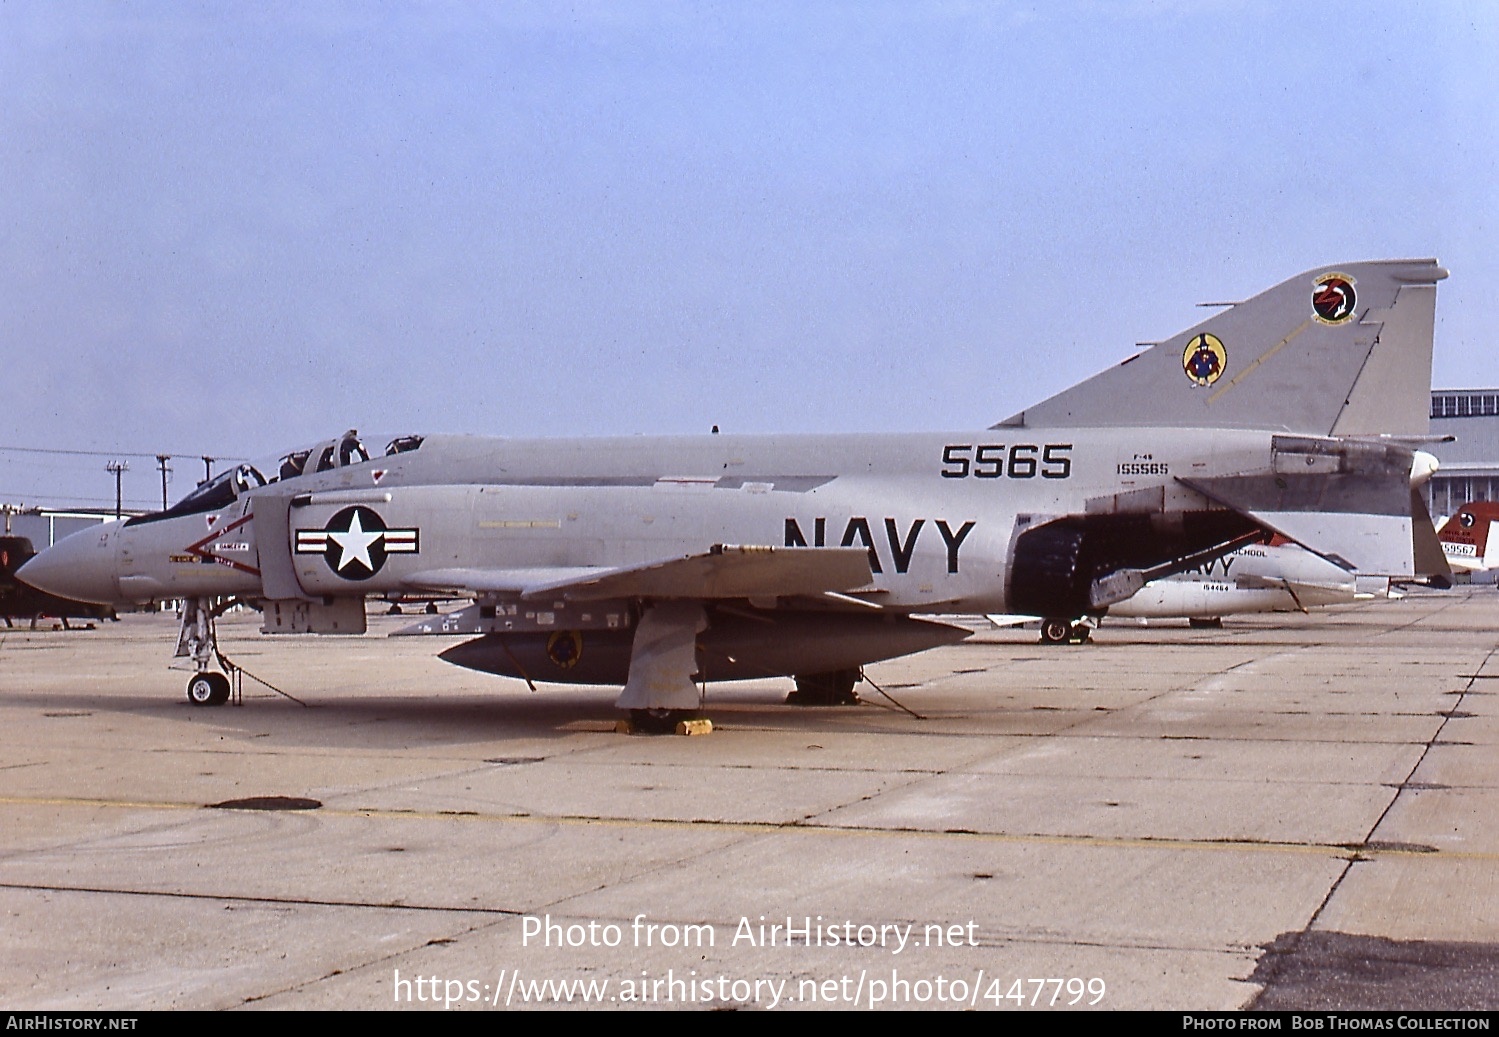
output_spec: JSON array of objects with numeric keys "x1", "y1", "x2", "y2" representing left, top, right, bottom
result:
[
  {"x1": 622, "y1": 709, "x2": 712, "y2": 735},
  {"x1": 786, "y1": 668, "x2": 862, "y2": 706},
  {"x1": 1039, "y1": 617, "x2": 1092, "y2": 645}
]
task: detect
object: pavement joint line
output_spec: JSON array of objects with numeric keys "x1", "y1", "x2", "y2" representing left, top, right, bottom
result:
[
  {"x1": 0, "y1": 880, "x2": 520, "y2": 915},
  {"x1": 3, "y1": 793, "x2": 1495, "y2": 860}
]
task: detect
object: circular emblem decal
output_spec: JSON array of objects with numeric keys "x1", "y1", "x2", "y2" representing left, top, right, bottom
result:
[
  {"x1": 1461, "y1": 511, "x2": 1476, "y2": 529},
  {"x1": 1312, "y1": 273, "x2": 1357, "y2": 324},
  {"x1": 546, "y1": 630, "x2": 583, "y2": 669},
  {"x1": 295, "y1": 506, "x2": 420, "y2": 581},
  {"x1": 1182, "y1": 333, "x2": 1227, "y2": 387},
  {"x1": 321, "y1": 506, "x2": 391, "y2": 580}
]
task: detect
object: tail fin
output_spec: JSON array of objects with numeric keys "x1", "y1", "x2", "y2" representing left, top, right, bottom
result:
[
  {"x1": 1437, "y1": 501, "x2": 1499, "y2": 573},
  {"x1": 999, "y1": 259, "x2": 1446, "y2": 435}
]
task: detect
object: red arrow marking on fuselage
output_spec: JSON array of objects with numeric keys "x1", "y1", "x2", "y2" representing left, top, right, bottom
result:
[{"x1": 184, "y1": 512, "x2": 262, "y2": 577}]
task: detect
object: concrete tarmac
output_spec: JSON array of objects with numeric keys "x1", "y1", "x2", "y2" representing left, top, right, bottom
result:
[{"x1": 1, "y1": 589, "x2": 1497, "y2": 1011}]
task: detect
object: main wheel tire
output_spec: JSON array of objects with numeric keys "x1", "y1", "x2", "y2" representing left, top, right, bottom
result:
[
  {"x1": 628, "y1": 708, "x2": 694, "y2": 734},
  {"x1": 1040, "y1": 617, "x2": 1074, "y2": 645},
  {"x1": 787, "y1": 669, "x2": 860, "y2": 706},
  {"x1": 1070, "y1": 624, "x2": 1092, "y2": 643},
  {"x1": 187, "y1": 672, "x2": 230, "y2": 707}
]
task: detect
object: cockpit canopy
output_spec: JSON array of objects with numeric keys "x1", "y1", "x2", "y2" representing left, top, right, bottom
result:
[{"x1": 125, "y1": 431, "x2": 425, "y2": 526}]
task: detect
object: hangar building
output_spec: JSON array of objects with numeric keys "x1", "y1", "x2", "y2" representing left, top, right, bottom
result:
[{"x1": 1428, "y1": 389, "x2": 1499, "y2": 521}]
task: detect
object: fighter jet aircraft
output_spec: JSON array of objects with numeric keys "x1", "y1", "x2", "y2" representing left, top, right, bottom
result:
[
  {"x1": 18, "y1": 259, "x2": 1451, "y2": 725},
  {"x1": 1110, "y1": 536, "x2": 1387, "y2": 623},
  {"x1": 1008, "y1": 535, "x2": 1394, "y2": 644}
]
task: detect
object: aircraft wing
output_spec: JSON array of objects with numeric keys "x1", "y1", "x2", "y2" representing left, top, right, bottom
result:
[{"x1": 405, "y1": 544, "x2": 875, "y2": 603}]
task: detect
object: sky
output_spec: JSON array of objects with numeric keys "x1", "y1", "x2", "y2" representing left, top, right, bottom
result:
[{"x1": 2, "y1": 1, "x2": 1495, "y2": 512}]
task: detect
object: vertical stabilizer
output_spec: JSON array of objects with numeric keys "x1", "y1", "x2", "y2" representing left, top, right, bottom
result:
[
  {"x1": 1437, "y1": 502, "x2": 1499, "y2": 573},
  {"x1": 1000, "y1": 259, "x2": 1446, "y2": 434}
]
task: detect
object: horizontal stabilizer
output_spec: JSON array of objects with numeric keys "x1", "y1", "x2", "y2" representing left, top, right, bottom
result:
[
  {"x1": 1178, "y1": 436, "x2": 1421, "y2": 576},
  {"x1": 408, "y1": 544, "x2": 874, "y2": 603},
  {"x1": 1175, "y1": 431, "x2": 1421, "y2": 575}
]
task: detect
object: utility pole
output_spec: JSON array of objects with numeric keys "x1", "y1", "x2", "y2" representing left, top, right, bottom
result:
[
  {"x1": 105, "y1": 460, "x2": 129, "y2": 519},
  {"x1": 156, "y1": 454, "x2": 172, "y2": 510}
]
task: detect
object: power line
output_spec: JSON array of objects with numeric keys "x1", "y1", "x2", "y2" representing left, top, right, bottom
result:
[
  {"x1": 4, "y1": 495, "x2": 158, "y2": 508},
  {"x1": 0, "y1": 445, "x2": 248, "y2": 461}
]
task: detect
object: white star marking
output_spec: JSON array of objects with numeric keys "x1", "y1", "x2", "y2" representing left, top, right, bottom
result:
[{"x1": 327, "y1": 511, "x2": 383, "y2": 572}]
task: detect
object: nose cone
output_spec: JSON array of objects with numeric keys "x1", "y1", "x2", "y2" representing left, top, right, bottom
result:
[
  {"x1": 16, "y1": 522, "x2": 122, "y2": 604},
  {"x1": 1411, "y1": 450, "x2": 1439, "y2": 488}
]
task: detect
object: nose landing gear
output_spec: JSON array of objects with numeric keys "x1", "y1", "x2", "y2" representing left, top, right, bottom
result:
[{"x1": 177, "y1": 597, "x2": 238, "y2": 707}]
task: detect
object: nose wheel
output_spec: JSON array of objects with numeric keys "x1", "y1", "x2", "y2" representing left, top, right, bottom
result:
[{"x1": 187, "y1": 672, "x2": 231, "y2": 707}]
